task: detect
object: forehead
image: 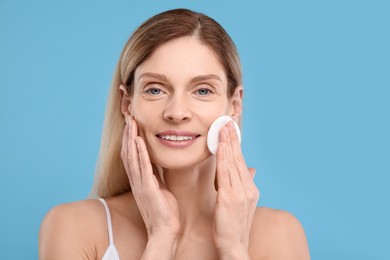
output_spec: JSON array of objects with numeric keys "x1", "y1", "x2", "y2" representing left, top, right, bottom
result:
[{"x1": 134, "y1": 37, "x2": 227, "y2": 85}]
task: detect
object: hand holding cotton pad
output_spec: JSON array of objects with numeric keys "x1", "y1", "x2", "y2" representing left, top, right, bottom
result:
[{"x1": 207, "y1": 115, "x2": 241, "y2": 155}]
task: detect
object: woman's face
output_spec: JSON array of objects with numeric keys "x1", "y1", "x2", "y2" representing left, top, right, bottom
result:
[{"x1": 129, "y1": 36, "x2": 241, "y2": 169}]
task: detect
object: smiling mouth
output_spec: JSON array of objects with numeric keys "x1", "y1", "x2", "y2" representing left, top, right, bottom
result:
[{"x1": 156, "y1": 135, "x2": 201, "y2": 141}]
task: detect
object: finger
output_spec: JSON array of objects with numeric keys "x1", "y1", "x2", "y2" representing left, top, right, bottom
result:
[
  {"x1": 135, "y1": 136, "x2": 158, "y2": 189},
  {"x1": 121, "y1": 122, "x2": 134, "y2": 182},
  {"x1": 131, "y1": 115, "x2": 139, "y2": 136},
  {"x1": 227, "y1": 121, "x2": 246, "y2": 168},
  {"x1": 121, "y1": 122, "x2": 129, "y2": 167},
  {"x1": 127, "y1": 117, "x2": 142, "y2": 183},
  {"x1": 216, "y1": 142, "x2": 230, "y2": 191},
  {"x1": 248, "y1": 168, "x2": 256, "y2": 179},
  {"x1": 152, "y1": 163, "x2": 165, "y2": 189},
  {"x1": 223, "y1": 125, "x2": 241, "y2": 189},
  {"x1": 227, "y1": 121, "x2": 253, "y2": 187}
]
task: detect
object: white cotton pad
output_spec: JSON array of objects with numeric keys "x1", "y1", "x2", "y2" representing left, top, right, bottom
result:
[{"x1": 207, "y1": 115, "x2": 241, "y2": 155}]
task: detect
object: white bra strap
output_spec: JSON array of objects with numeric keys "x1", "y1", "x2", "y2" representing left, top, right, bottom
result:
[{"x1": 98, "y1": 198, "x2": 114, "y2": 245}]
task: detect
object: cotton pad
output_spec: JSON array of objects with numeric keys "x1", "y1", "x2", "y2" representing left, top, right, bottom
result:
[{"x1": 207, "y1": 115, "x2": 241, "y2": 155}]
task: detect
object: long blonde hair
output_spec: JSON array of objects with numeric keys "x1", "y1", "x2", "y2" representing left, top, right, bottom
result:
[{"x1": 90, "y1": 8, "x2": 243, "y2": 198}]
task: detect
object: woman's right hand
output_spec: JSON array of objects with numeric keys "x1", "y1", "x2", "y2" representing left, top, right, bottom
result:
[{"x1": 121, "y1": 116, "x2": 180, "y2": 240}]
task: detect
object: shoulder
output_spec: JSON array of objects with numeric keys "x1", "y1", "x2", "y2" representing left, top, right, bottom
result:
[
  {"x1": 249, "y1": 207, "x2": 310, "y2": 260},
  {"x1": 252, "y1": 207, "x2": 306, "y2": 235},
  {"x1": 39, "y1": 193, "x2": 146, "y2": 260},
  {"x1": 39, "y1": 199, "x2": 108, "y2": 260}
]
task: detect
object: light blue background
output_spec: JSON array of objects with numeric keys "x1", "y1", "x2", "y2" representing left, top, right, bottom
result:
[{"x1": 1, "y1": 0, "x2": 389, "y2": 259}]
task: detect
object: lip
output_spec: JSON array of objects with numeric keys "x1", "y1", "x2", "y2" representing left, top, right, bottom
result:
[{"x1": 156, "y1": 130, "x2": 201, "y2": 148}]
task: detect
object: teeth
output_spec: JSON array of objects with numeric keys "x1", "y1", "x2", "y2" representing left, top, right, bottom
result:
[{"x1": 161, "y1": 135, "x2": 194, "y2": 141}]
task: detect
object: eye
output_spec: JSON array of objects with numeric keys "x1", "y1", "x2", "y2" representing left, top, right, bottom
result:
[
  {"x1": 195, "y1": 88, "x2": 213, "y2": 96},
  {"x1": 145, "y1": 87, "x2": 162, "y2": 95}
]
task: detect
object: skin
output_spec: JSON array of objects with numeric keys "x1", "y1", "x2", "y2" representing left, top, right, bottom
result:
[{"x1": 39, "y1": 37, "x2": 310, "y2": 259}]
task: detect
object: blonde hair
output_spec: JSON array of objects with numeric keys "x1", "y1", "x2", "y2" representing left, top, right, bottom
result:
[{"x1": 90, "y1": 8, "x2": 243, "y2": 198}]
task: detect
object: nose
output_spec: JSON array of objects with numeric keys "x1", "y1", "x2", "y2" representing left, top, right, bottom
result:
[{"x1": 163, "y1": 95, "x2": 192, "y2": 123}]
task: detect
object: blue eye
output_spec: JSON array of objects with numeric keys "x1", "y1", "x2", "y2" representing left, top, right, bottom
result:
[
  {"x1": 145, "y1": 88, "x2": 161, "y2": 95},
  {"x1": 196, "y1": 88, "x2": 212, "y2": 95}
]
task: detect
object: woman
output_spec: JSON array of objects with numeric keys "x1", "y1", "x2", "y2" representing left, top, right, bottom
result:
[{"x1": 39, "y1": 8, "x2": 310, "y2": 259}]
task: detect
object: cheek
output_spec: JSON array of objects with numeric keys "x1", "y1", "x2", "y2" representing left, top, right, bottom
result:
[
  {"x1": 196, "y1": 100, "x2": 230, "y2": 117},
  {"x1": 129, "y1": 102, "x2": 157, "y2": 137},
  {"x1": 135, "y1": 121, "x2": 148, "y2": 140},
  {"x1": 130, "y1": 100, "x2": 158, "y2": 120}
]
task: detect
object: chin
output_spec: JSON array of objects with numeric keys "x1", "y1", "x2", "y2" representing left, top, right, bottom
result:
[{"x1": 150, "y1": 149, "x2": 212, "y2": 170}]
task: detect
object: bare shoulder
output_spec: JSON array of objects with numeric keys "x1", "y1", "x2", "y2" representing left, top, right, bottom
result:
[
  {"x1": 39, "y1": 193, "x2": 147, "y2": 260},
  {"x1": 249, "y1": 207, "x2": 310, "y2": 260},
  {"x1": 251, "y1": 207, "x2": 307, "y2": 234},
  {"x1": 39, "y1": 199, "x2": 108, "y2": 260}
]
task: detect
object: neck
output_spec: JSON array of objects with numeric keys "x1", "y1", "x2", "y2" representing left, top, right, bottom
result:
[{"x1": 161, "y1": 156, "x2": 217, "y2": 232}]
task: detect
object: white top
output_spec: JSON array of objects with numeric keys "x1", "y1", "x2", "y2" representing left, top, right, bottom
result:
[{"x1": 98, "y1": 198, "x2": 120, "y2": 260}]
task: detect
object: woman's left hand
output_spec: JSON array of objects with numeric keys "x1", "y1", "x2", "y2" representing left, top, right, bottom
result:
[{"x1": 213, "y1": 121, "x2": 260, "y2": 259}]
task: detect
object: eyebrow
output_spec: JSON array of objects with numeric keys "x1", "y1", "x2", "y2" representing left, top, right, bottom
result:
[
  {"x1": 190, "y1": 74, "x2": 222, "y2": 84},
  {"x1": 137, "y1": 73, "x2": 222, "y2": 84},
  {"x1": 137, "y1": 72, "x2": 168, "y2": 82}
]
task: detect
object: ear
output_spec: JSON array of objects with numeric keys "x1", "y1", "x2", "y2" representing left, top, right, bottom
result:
[
  {"x1": 228, "y1": 86, "x2": 243, "y2": 122},
  {"x1": 119, "y1": 84, "x2": 132, "y2": 118}
]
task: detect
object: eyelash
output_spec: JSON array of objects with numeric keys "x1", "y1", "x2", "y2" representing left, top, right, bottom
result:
[
  {"x1": 194, "y1": 88, "x2": 214, "y2": 96},
  {"x1": 144, "y1": 87, "x2": 162, "y2": 95},
  {"x1": 142, "y1": 85, "x2": 215, "y2": 98}
]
